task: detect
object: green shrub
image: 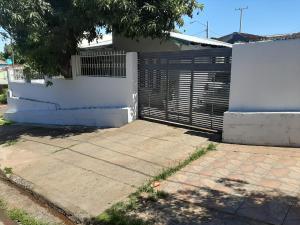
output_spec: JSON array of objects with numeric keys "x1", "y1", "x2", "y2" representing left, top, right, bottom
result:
[{"x1": 0, "y1": 88, "x2": 7, "y2": 104}]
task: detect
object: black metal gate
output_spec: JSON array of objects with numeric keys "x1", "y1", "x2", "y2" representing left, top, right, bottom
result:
[{"x1": 138, "y1": 48, "x2": 232, "y2": 132}]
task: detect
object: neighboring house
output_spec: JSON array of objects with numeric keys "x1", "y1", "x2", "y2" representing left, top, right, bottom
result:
[
  {"x1": 79, "y1": 32, "x2": 232, "y2": 51},
  {"x1": 0, "y1": 59, "x2": 8, "y2": 68},
  {"x1": 264, "y1": 32, "x2": 300, "y2": 41},
  {"x1": 217, "y1": 31, "x2": 300, "y2": 44},
  {"x1": 216, "y1": 32, "x2": 264, "y2": 44},
  {"x1": 0, "y1": 60, "x2": 8, "y2": 86}
]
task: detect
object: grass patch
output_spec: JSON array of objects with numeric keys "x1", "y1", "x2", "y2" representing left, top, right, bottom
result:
[
  {"x1": 8, "y1": 209, "x2": 51, "y2": 225},
  {"x1": 96, "y1": 200, "x2": 149, "y2": 225},
  {"x1": 3, "y1": 167, "x2": 13, "y2": 175},
  {"x1": 0, "y1": 198, "x2": 53, "y2": 225},
  {"x1": 2, "y1": 140, "x2": 18, "y2": 147},
  {"x1": 97, "y1": 143, "x2": 217, "y2": 225},
  {"x1": 0, "y1": 116, "x2": 13, "y2": 126},
  {"x1": 0, "y1": 89, "x2": 7, "y2": 104}
]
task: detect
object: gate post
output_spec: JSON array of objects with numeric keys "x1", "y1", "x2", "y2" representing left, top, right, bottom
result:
[{"x1": 126, "y1": 52, "x2": 138, "y2": 122}]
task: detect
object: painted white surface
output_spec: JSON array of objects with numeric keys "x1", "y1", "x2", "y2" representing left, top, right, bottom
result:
[
  {"x1": 0, "y1": 70, "x2": 8, "y2": 85},
  {"x1": 223, "y1": 112, "x2": 300, "y2": 147},
  {"x1": 223, "y1": 39, "x2": 300, "y2": 147},
  {"x1": 5, "y1": 108, "x2": 130, "y2": 127},
  {"x1": 229, "y1": 39, "x2": 300, "y2": 112},
  {"x1": 5, "y1": 52, "x2": 138, "y2": 128}
]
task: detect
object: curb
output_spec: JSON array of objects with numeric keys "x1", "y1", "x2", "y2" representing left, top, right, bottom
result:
[{"x1": 0, "y1": 170, "x2": 88, "y2": 225}]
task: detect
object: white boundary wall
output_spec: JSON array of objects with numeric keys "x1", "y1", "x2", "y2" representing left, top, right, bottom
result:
[
  {"x1": 5, "y1": 52, "x2": 138, "y2": 127},
  {"x1": 223, "y1": 39, "x2": 300, "y2": 147}
]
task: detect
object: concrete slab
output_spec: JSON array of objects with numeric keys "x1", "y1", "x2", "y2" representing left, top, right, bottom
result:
[{"x1": 0, "y1": 120, "x2": 208, "y2": 221}]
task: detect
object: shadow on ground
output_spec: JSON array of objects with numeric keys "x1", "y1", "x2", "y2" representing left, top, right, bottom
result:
[
  {"x1": 137, "y1": 118, "x2": 222, "y2": 142},
  {"x1": 184, "y1": 130, "x2": 222, "y2": 142},
  {"x1": 88, "y1": 177, "x2": 299, "y2": 225},
  {"x1": 0, "y1": 120, "x2": 219, "y2": 145},
  {"x1": 0, "y1": 124, "x2": 97, "y2": 145}
]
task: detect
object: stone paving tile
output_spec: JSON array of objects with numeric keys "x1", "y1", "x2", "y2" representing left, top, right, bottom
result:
[
  {"x1": 159, "y1": 144, "x2": 300, "y2": 225},
  {"x1": 218, "y1": 143, "x2": 300, "y2": 158},
  {"x1": 138, "y1": 191, "x2": 269, "y2": 225},
  {"x1": 161, "y1": 178, "x2": 245, "y2": 214},
  {"x1": 236, "y1": 192, "x2": 294, "y2": 225}
]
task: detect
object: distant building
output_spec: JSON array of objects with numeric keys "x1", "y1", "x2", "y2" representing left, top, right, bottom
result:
[
  {"x1": 0, "y1": 59, "x2": 8, "y2": 68},
  {"x1": 0, "y1": 60, "x2": 8, "y2": 86},
  {"x1": 216, "y1": 32, "x2": 300, "y2": 44},
  {"x1": 216, "y1": 32, "x2": 264, "y2": 44},
  {"x1": 264, "y1": 32, "x2": 300, "y2": 41}
]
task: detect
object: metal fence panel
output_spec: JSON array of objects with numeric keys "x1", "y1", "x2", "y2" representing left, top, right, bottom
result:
[
  {"x1": 79, "y1": 51, "x2": 126, "y2": 78},
  {"x1": 138, "y1": 48, "x2": 232, "y2": 132}
]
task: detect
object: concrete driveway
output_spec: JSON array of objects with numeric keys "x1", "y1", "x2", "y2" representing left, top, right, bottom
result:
[{"x1": 0, "y1": 120, "x2": 210, "y2": 221}]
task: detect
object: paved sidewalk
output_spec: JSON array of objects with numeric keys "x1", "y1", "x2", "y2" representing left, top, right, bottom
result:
[
  {"x1": 0, "y1": 120, "x2": 210, "y2": 221},
  {"x1": 156, "y1": 143, "x2": 300, "y2": 225}
]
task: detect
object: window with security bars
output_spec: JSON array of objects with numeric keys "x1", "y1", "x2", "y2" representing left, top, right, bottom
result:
[{"x1": 79, "y1": 51, "x2": 126, "y2": 78}]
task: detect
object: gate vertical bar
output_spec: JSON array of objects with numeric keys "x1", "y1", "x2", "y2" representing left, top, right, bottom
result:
[
  {"x1": 165, "y1": 58, "x2": 169, "y2": 121},
  {"x1": 189, "y1": 58, "x2": 194, "y2": 125}
]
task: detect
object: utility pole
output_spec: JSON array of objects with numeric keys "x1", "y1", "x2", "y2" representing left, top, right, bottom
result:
[
  {"x1": 206, "y1": 21, "x2": 209, "y2": 38},
  {"x1": 235, "y1": 6, "x2": 248, "y2": 33},
  {"x1": 190, "y1": 20, "x2": 209, "y2": 38}
]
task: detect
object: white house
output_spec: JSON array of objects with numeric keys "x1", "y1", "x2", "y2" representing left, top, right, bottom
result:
[{"x1": 4, "y1": 32, "x2": 231, "y2": 128}]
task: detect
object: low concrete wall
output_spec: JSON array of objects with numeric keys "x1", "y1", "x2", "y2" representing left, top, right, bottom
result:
[
  {"x1": 5, "y1": 107, "x2": 130, "y2": 127},
  {"x1": 223, "y1": 112, "x2": 300, "y2": 147},
  {"x1": 5, "y1": 52, "x2": 138, "y2": 128},
  {"x1": 223, "y1": 39, "x2": 300, "y2": 147}
]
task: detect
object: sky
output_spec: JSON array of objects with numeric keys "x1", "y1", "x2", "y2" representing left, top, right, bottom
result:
[
  {"x1": 1, "y1": 0, "x2": 300, "y2": 51},
  {"x1": 180, "y1": 0, "x2": 300, "y2": 38}
]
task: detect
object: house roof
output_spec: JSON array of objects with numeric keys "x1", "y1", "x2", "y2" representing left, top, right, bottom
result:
[
  {"x1": 216, "y1": 32, "x2": 264, "y2": 44},
  {"x1": 79, "y1": 32, "x2": 232, "y2": 49},
  {"x1": 217, "y1": 32, "x2": 300, "y2": 44},
  {"x1": 263, "y1": 32, "x2": 300, "y2": 41},
  {"x1": 78, "y1": 34, "x2": 113, "y2": 49},
  {"x1": 169, "y1": 32, "x2": 232, "y2": 48}
]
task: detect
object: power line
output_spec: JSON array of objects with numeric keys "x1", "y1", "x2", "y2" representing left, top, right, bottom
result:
[
  {"x1": 185, "y1": 20, "x2": 224, "y2": 38},
  {"x1": 191, "y1": 30, "x2": 207, "y2": 36},
  {"x1": 235, "y1": 6, "x2": 248, "y2": 33},
  {"x1": 208, "y1": 30, "x2": 223, "y2": 37},
  {"x1": 190, "y1": 20, "x2": 209, "y2": 38}
]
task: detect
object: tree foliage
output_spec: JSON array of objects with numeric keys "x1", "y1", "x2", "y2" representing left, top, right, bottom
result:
[{"x1": 0, "y1": 0, "x2": 203, "y2": 77}]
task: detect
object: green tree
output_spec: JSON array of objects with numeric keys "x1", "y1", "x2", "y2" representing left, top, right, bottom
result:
[
  {"x1": 0, "y1": 52, "x2": 4, "y2": 61},
  {"x1": 0, "y1": 0, "x2": 203, "y2": 77}
]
